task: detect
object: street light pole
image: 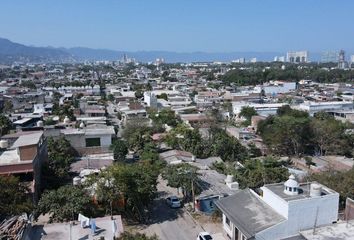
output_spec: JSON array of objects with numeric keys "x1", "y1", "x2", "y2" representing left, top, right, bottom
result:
[{"x1": 191, "y1": 175, "x2": 195, "y2": 211}]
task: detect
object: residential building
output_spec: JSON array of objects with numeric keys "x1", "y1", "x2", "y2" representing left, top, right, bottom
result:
[
  {"x1": 216, "y1": 175, "x2": 339, "y2": 240},
  {"x1": 293, "y1": 101, "x2": 354, "y2": 116},
  {"x1": 0, "y1": 131, "x2": 47, "y2": 203},
  {"x1": 61, "y1": 124, "x2": 115, "y2": 155}
]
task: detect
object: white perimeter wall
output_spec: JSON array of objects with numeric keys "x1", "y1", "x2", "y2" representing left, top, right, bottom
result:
[{"x1": 256, "y1": 192, "x2": 339, "y2": 240}]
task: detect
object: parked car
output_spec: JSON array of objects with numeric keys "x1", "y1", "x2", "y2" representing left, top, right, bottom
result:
[
  {"x1": 166, "y1": 196, "x2": 181, "y2": 208},
  {"x1": 197, "y1": 232, "x2": 213, "y2": 240}
]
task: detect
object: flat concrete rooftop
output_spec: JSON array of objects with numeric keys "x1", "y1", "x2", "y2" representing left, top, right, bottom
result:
[
  {"x1": 300, "y1": 220, "x2": 354, "y2": 240},
  {"x1": 263, "y1": 182, "x2": 337, "y2": 202}
]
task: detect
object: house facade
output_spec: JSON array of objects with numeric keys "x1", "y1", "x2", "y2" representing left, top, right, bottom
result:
[{"x1": 216, "y1": 175, "x2": 339, "y2": 240}]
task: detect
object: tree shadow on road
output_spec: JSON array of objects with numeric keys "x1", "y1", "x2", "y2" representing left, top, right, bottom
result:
[{"x1": 147, "y1": 195, "x2": 183, "y2": 224}]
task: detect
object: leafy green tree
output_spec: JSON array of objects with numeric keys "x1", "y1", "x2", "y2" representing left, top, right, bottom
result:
[
  {"x1": 36, "y1": 185, "x2": 91, "y2": 222},
  {"x1": 42, "y1": 137, "x2": 76, "y2": 189},
  {"x1": 3, "y1": 100, "x2": 13, "y2": 113},
  {"x1": 156, "y1": 93, "x2": 168, "y2": 101},
  {"x1": 0, "y1": 176, "x2": 32, "y2": 219},
  {"x1": 234, "y1": 157, "x2": 289, "y2": 189},
  {"x1": 210, "y1": 127, "x2": 248, "y2": 162},
  {"x1": 107, "y1": 93, "x2": 114, "y2": 102},
  {"x1": 304, "y1": 156, "x2": 316, "y2": 169},
  {"x1": 0, "y1": 114, "x2": 12, "y2": 136},
  {"x1": 89, "y1": 163, "x2": 159, "y2": 223},
  {"x1": 258, "y1": 114, "x2": 311, "y2": 156},
  {"x1": 311, "y1": 113, "x2": 346, "y2": 156},
  {"x1": 248, "y1": 143, "x2": 262, "y2": 158},
  {"x1": 276, "y1": 105, "x2": 309, "y2": 118},
  {"x1": 239, "y1": 106, "x2": 258, "y2": 125},
  {"x1": 118, "y1": 232, "x2": 158, "y2": 240},
  {"x1": 47, "y1": 137, "x2": 75, "y2": 178},
  {"x1": 110, "y1": 140, "x2": 128, "y2": 162},
  {"x1": 162, "y1": 163, "x2": 201, "y2": 201},
  {"x1": 149, "y1": 109, "x2": 179, "y2": 127},
  {"x1": 135, "y1": 90, "x2": 144, "y2": 99},
  {"x1": 310, "y1": 168, "x2": 354, "y2": 208},
  {"x1": 122, "y1": 120, "x2": 152, "y2": 152}
]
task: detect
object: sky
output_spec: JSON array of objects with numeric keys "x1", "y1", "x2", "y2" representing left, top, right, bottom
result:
[{"x1": 1, "y1": 0, "x2": 354, "y2": 53}]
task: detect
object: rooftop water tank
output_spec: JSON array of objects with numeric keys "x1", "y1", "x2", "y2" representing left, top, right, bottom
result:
[
  {"x1": 73, "y1": 177, "x2": 81, "y2": 186},
  {"x1": 0, "y1": 140, "x2": 8, "y2": 149},
  {"x1": 63, "y1": 116, "x2": 70, "y2": 124},
  {"x1": 225, "y1": 175, "x2": 234, "y2": 184},
  {"x1": 310, "y1": 183, "x2": 322, "y2": 197},
  {"x1": 37, "y1": 120, "x2": 44, "y2": 127}
]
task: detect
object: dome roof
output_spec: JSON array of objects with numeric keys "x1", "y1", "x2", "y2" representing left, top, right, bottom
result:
[{"x1": 284, "y1": 174, "x2": 299, "y2": 188}]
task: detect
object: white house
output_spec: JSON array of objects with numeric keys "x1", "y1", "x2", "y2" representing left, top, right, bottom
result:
[
  {"x1": 216, "y1": 175, "x2": 339, "y2": 240},
  {"x1": 233, "y1": 102, "x2": 287, "y2": 117},
  {"x1": 292, "y1": 101, "x2": 354, "y2": 116},
  {"x1": 60, "y1": 124, "x2": 115, "y2": 154}
]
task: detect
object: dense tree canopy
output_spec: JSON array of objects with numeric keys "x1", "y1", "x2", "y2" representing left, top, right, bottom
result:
[
  {"x1": 164, "y1": 124, "x2": 248, "y2": 161},
  {"x1": 239, "y1": 106, "x2": 258, "y2": 125},
  {"x1": 36, "y1": 185, "x2": 91, "y2": 222},
  {"x1": 310, "y1": 168, "x2": 354, "y2": 208},
  {"x1": 257, "y1": 107, "x2": 353, "y2": 157},
  {"x1": 213, "y1": 157, "x2": 289, "y2": 189},
  {"x1": 88, "y1": 163, "x2": 159, "y2": 223},
  {"x1": 0, "y1": 176, "x2": 33, "y2": 220},
  {"x1": 42, "y1": 137, "x2": 76, "y2": 189},
  {"x1": 234, "y1": 158, "x2": 289, "y2": 189},
  {"x1": 222, "y1": 63, "x2": 354, "y2": 86},
  {"x1": 162, "y1": 163, "x2": 202, "y2": 201},
  {"x1": 110, "y1": 140, "x2": 128, "y2": 162},
  {"x1": 118, "y1": 232, "x2": 158, "y2": 240},
  {"x1": 149, "y1": 109, "x2": 180, "y2": 127},
  {"x1": 0, "y1": 114, "x2": 12, "y2": 136}
]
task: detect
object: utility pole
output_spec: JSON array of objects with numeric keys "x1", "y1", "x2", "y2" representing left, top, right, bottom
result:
[{"x1": 191, "y1": 176, "x2": 195, "y2": 211}]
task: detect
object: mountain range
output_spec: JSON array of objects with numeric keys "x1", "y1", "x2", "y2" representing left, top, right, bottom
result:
[{"x1": 0, "y1": 37, "x2": 321, "y2": 64}]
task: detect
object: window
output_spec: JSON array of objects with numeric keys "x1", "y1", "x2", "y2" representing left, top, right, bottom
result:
[
  {"x1": 85, "y1": 138, "x2": 101, "y2": 147},
  {"x1": 289, "y1": 187, "x2": 292, "y2": 192},
  {"x1": 225, "y1": 216, "x2": 230, "y2": 226}
]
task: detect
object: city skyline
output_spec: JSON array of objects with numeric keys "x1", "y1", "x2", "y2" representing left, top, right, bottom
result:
[{"x1": 1, "y1": 0, "x2": 354, "y2": 52}]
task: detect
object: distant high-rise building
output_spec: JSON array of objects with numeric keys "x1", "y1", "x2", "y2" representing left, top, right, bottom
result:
[
  {"x1": 350, "y1": 55, "x2": 354, "y2": 68},
  {"x1": 338, "y1": 50, "x2": 347, "y2": 69},
  {"x1": 274, "y1": 56, "x2": 285, "y2": 62},
  {"x1": 250, "y1": 58, "x2": 257, "y2": 63},
  {"x1": 321, "y1": 51, "x2": 339, "y2": 63},
  {"x1": 120, "y1": 54, "x2": 135, "y2": 64},
  {"x1": 231, "y1": 58, "x2": 245, "y2": 64},
  {"x1": 286, "y1": 51, "x2": 308, "y2": 63}
]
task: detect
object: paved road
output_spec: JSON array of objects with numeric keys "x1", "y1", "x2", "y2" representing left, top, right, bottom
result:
[{"x1": 142, "y1": 178, "x2": 204, "y2": 240}]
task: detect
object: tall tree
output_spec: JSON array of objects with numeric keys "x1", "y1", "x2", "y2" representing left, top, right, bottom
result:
[
  {"x1": 88, "y1": 163, "x2": 158, "y2": 223},
  {"x1": 36, "y1": 185, "x2": 91, "y2": 222},
  {"x1": 0, "y1": 176, "x2": 32, "y2": 219},
  {"x1": 110, "y1": 140, "x2": 128, "y2": 162},
  {"x1": 47, "y1": 137, "x2": 76, "y2": 178},
  {"x1": 311, "y1": 113, "x2": 346, "y2": 156},
  {"x1": 239, "y1": 106, "x2": 258, "y2": 124},
  {"x1": 162, "y1": 163, "x2": 201, "y2": 201},
  {"x1": 0, "y1": 115, "x2": 12, "y2": 136}
]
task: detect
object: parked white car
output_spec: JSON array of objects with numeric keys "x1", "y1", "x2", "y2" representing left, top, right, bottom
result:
[
  {"x1": 166, "y1": 196, "x2": 181, "y2": 208},
  {"x1": 197, "y1": 232, "x2": 213, "y2": 240}
]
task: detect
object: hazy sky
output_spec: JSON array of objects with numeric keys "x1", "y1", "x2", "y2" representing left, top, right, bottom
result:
[{"x1": 1, "y1": 0, "x2": 354, "y2": 52}]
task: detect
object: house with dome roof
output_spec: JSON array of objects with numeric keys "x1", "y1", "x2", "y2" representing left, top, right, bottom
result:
[{"x1": 216, "y1": 175, "x2": 340, "y2": 240}]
